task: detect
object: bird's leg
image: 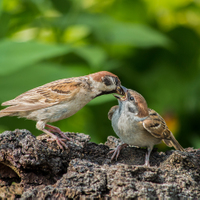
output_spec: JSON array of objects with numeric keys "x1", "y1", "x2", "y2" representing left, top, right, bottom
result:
[
  {"x1": 144, "y1": 147, "x2": 152, "y2": 167},
  {"x1": 36, "y1": 121, "x2": 69, "y2": 150},
  {"x1": 45, "y1": 124, "x2": 71, "y2": 141},
  {"x1": 42, "y1": 128, "x2": 68, "y2": 150},
  {"x1": 108, "y1": 143, "x2": 128, "y2": 161}
]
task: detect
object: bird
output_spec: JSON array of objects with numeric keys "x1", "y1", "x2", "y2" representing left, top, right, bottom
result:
[
  {"x1": 0, "y1": 71, "x2": 125, "y2": 149},
  {"x1": 108, "y1": 87, "x2": 184, "y2": 167}
]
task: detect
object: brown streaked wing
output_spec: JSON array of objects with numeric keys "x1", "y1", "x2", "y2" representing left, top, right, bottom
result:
[
  {"x1": 143, "y1": 109, "x2": 171, "y2": 139},
  {"x1": 39, "y1": 81, "x2": 82, "y2": 103},
  {"x1": 1, "y1": 80, "x2": 83, "y2": 112},
  {"x1": 108, "y1": 105, "x2": 119, "y2": 120},
  {"x1": 162, "y1": 139, "x2": 173, "y2": 147},
  {"x1": 0, "y1": 103, "x2": 55, "y2": 112}
]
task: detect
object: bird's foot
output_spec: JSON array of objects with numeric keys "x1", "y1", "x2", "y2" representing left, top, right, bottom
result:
[
  {"x1": 108, "y1": 143, "x2": 128, "y2": 161},
  {"x1": 45, "y1": 124, "x2": 71, "y2": 141},
  {"x1": 47, "y1": 137, "x2": 68, "y2": 150},
  {"x1": 42, "y1": 127, "x2": 70, "y2": 150}
]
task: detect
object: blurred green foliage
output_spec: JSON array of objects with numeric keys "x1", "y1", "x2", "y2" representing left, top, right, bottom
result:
[{"x1": 0, "y1": 0, "x2": 200, "y2": 150}]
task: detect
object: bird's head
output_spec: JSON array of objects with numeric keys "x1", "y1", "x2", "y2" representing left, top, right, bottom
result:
[
  {"x1": 90, "y1": 71, "x2": 125, "y2": 97},
  {"x1": 114, "y1": 88, "x2": 149, "y2": 118}
]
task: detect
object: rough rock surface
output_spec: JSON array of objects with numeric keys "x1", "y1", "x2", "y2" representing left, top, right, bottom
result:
[{"x1": 0, "y1": 129, "x2": 199, "y2": 199}]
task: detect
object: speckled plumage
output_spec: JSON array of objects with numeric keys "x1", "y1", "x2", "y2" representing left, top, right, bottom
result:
[
  {"x1": 108, "y1": 89, "x2": 184, "y2": 166},
  {"x1": 0, "y1": 71, "x2": 123, "y2": 149}
]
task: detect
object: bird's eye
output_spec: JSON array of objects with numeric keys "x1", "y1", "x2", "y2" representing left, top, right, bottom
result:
[{"x1": 130, "y1": 96, "x2": 134, "y2": 101}]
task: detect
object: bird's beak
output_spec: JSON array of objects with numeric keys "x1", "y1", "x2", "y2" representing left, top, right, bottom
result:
[
  {"x1": 116, "y1": 85, "x2": 126, "y2": 96},
  {"x1": 114, "y1": 86, "x2": 128, "y2": 101}
]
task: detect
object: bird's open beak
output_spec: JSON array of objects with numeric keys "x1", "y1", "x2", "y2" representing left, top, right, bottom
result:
[
  {"x1": 116, "y1": 85, "x2": 126, "y2": 96},
  {"x1": 114, "y1": 86, "x2": 128, "y2": 101}
]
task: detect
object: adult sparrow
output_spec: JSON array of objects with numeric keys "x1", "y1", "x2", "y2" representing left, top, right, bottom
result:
[
  {"x1": 0, "y1": 71, "x2": 124, "y2": 149},
  {"x1": 108, "y1": 88, "x2": 184, "y2": 167}
]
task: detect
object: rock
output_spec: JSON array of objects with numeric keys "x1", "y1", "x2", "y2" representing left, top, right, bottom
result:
[{"x1": 0, "y1": 129, "x2": 199, "y2": 199}]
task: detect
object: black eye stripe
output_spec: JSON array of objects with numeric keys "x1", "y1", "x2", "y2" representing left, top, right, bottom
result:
[
  {"x1": 103, "y1": 76, "x2": 120, "y2": 86},
  {"x1": 103, "y1": 77, "x2": 112, "y2": 86},
  {"x1": 128, "y1": 107, "x2": 135, "y2": 113}
]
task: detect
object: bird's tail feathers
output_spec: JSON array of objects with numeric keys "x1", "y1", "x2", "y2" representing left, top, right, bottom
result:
[
  {"x1": 163, "y1": 133, "x2": 185, "y2": 152},
  {"x1": 0, "y1": 111, "x2": 12, "y2": 118}
]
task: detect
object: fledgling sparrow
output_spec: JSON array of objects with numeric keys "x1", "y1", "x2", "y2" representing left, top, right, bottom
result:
[
  {"x1": 108, "y1": 88, "x2": 184, "y2": 167},
  {"x1": 0, "y1": 71, "x2": 124, "y2": 149}
]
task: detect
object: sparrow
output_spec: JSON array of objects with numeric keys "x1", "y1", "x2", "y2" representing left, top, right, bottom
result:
[
  {"x1": 0, "y1": 71, "x2": 124, "y2": 149},
  {"x1": 108, "y1": 87, "x2": 184, "y2": 167}
]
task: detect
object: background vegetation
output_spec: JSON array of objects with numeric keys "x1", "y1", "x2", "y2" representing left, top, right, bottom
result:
[{"x1": 0, "y1": 0, "x2": 200, "y2": 150}]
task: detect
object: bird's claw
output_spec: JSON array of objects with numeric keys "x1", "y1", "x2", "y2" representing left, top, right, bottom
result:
[
  {"x1": 47, "y1": 137, "x2": 68, "y2": 150},
  {"x1": 45, "y1": 124, "x2": 72, "y2": 141},
  {"x1": 108, "y1": 143, "x2": 128, "y2": 161}
]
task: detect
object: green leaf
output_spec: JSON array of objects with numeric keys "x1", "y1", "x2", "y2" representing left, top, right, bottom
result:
[
  {"x1": 104, "y1": 23, "x2": 171, "y2": 47},
  {"x1": 77, "y1": 14, "x2": 172, "y2": 48},
  {"x1": 74, "y1": 46, "x2": 107, "y2": 69},
  {"x1": 0, "y1": 40, "x2": 72, "y2": 75}
]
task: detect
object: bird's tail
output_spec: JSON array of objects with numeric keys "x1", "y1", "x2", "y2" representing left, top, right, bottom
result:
[
  {"x1": 163, "y1": 133, "x2": 185, "y2": 152},
  {"x1": 0, "y1": 111, "x2": 11, "y2": 118},
  {"x1": 0, "y1": 103, "x2": 19, "y2": 118}
]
